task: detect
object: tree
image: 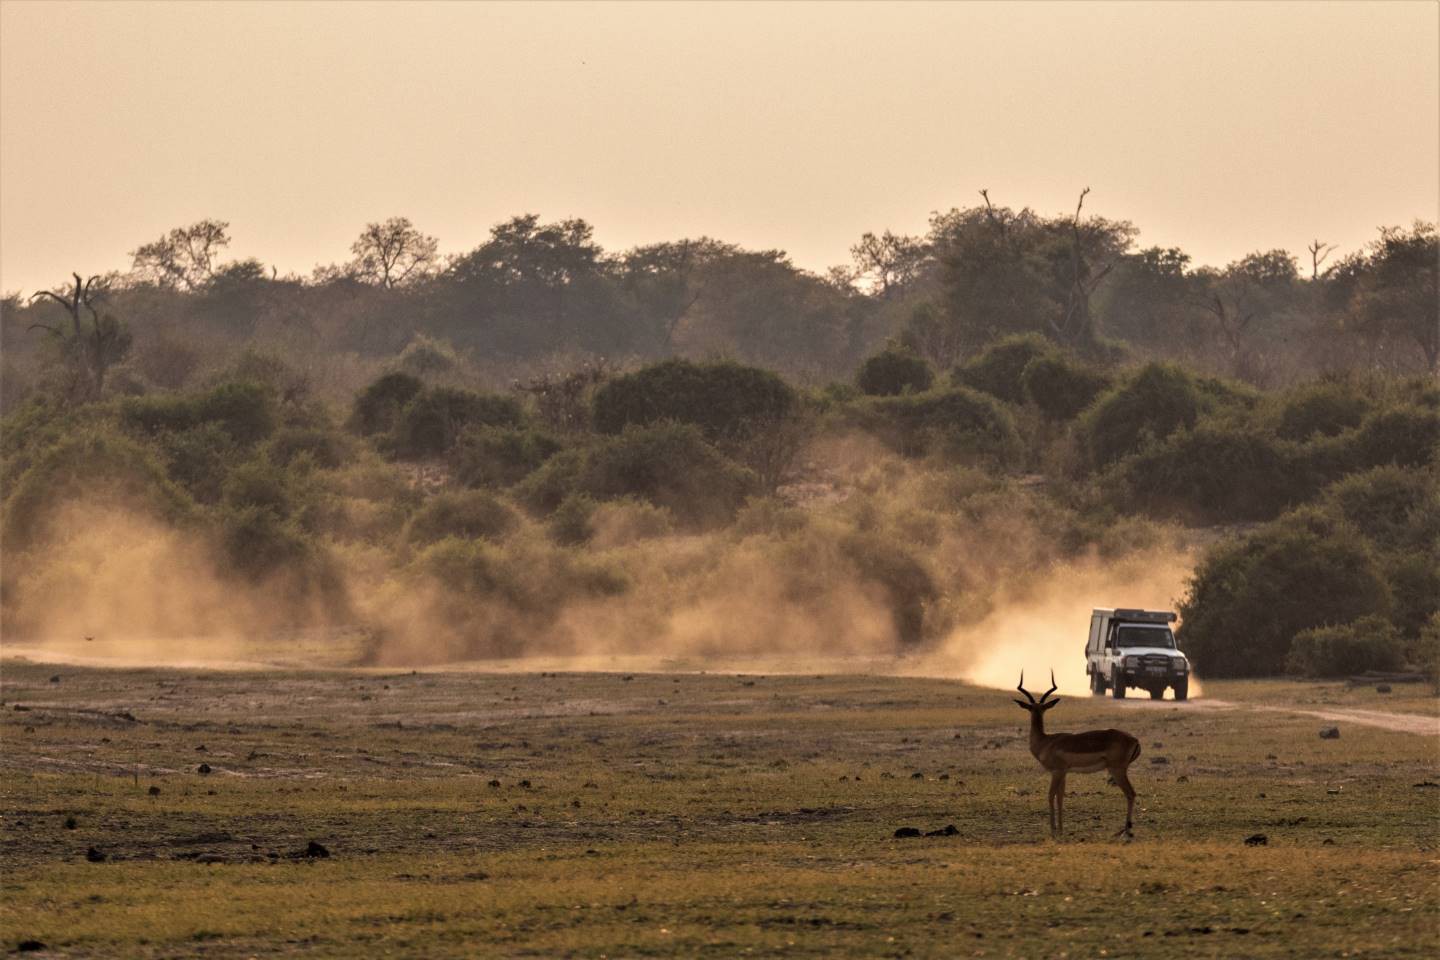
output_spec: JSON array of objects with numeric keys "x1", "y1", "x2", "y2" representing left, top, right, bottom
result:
[
  {"x1": 348, "y1": 217, "x2": 439, "y2": 289},
  {"x1": 1333, "y1": 223, "x2": 1439, "y2": 373},
  {"x1": 130, "y1": 220, "x2": 232, "y2": 290},
  {"x1": 1190, "y1": 249, "x2": 1299, "y2": 383},
  {"x1": 848, "y1": 230, "x2": 930, "y2": 298},
  {"x1": 27, "y1": 273, "x2": 133, "y2": 400}
]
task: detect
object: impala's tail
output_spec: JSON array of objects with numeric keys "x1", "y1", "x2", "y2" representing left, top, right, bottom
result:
[{"x1": 1129, "y1": 740, "x2": 1142, "y2": 764}]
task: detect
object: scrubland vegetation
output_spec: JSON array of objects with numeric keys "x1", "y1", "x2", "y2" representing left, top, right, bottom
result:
[{"x1": 1, "y1": 205, "x2": 1436, "y2": 682}]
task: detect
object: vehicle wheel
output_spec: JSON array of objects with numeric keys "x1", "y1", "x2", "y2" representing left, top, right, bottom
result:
[
  {"x1": 1091, "y1": 672, "x2": 1105, "y2": 696},
  {"x1": 1149, "y1": 687, "x2": 1164, "y2": 700},
  {"x1": 1112, "y1": 678, "x2": 1126, "y2": 699},
  {"x1": 1174, "y1": 679, "x2": 1189, "y2": 702}
]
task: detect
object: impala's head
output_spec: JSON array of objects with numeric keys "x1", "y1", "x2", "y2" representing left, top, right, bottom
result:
[{"x1": 1013, "y1": 670, "x2": 1061, "y2": 713}]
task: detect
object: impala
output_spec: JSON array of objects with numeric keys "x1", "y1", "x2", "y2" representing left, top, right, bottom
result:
[{"x1": 1013, "y1": 671, "x2": 1141, "y2": 839}]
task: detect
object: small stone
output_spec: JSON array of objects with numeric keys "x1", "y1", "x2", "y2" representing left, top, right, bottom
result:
[
  {"x1": 86, "y1": 846, "x2": 107, "y2": 862},
  {"x1": 304, "y1": 840, "x2": 330, "y2": 858},
  {"x1": 1150, "y1": 756, "x2": 1169, "y2": 765},
  {"x1": 1243, "y1": 834, "x2": 1268, "y2": 846},
  {"x1": 893, "y1": 827, "x2": 922, "y2": 838},
  {"x1": 488, "y1": 780, "x2": 501, "y2": 788},
  {"x1": 197, "y1": 763, "x2": 212, "y2": 774},
  {"x1": 64, "y1": 816, "x2": 77, "y2": 830},
  {"x1": 16, "y1": 941, "x2": 46, "y2": 953},
  {"x1": 49, "y1": 675, "x2": 60, "y2": 684},
  {"x1": 910, "y1": 771, "x2": 924, "y2": 779},
  {"x1": 1319, "y1": 727, "x2": 1340, "y2": 740},
  {"x1": 148, "y1": 785, "x2": 161, "y2": 796},
  {"x1": 1375, "y1": 684, "x2": 1391, "y2": 693}
]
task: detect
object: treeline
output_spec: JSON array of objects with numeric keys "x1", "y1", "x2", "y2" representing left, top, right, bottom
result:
[
  {"x1": 2, "y1": 332, "x2": 1436, "y2": 679},
  {"x1": 3, "y1": 202, "x2": 1436, "y2": 417}
]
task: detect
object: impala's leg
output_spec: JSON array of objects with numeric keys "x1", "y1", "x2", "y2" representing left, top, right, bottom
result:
[
  {"x1": 1111, "y1": 765, "x2": 1136, "y2": 838},
  {"x1": 1049, "y1": 771, "x2": 1065, "y2": 838},
  {"x1": 1054, "y1": 771, "x2": 1066, "y2": 837}
]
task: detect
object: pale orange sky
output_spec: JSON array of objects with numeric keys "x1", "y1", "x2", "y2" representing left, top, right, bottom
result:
[{"x1": 1, "y1": 0, "x2": 1436, "y2": 295}]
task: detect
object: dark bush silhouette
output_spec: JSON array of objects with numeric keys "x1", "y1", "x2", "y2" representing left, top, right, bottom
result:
[
  {"x1": 404, "y1": 490, "x2": 517, "y2": 546},
  {"x1": 1020, "y1": 353, "x2": 1112, "y2": 421},
  {"x1": 1274, "y1": 380, "x2": 1373, "y2": 440},
  {"x1": 349, "y1": 372, "x2": 423, "y2": 437},
  {"x1": 839, "y1": 531, "x2": 937, "y2": 647},
  {"x1": 953, "y1": 334, "x2": 1054, "y2": 405},
  {"x1": 518, "y1": 422, "x2": 757, "y2": 528},
  {"x1": 1286, "y1": 616, "x2": 1404, "y2": 677},
  {"x1": 592, "y1": 359, "x2": 795, "y2": 440},
  {"x1": 265, "y1": 426, "x2": 353, "y2": 470},
  {"x1": 122, "y1": 381, "x2": 278, "y2": 446},
  {"x1": 1178, "y1": 509, "x2": 1392, "y2": 677},
  {"x1": 1107, "y1": 422, "x2": 1295, "y2": 523},
  {"x1": 451, "y1": 425, "x2": 564, "y2": 488},
  {"x1": 856, "y1": 347, "x2": 933, "y2": 396},
  {"x1": 392, "y1": 387, "x2": 523, "y2": 459},
  {"x1": 865, "y1": 387, "x2": 1021, "y2": 464},
  {"x1": 1080, "y1": 363, "x2": 1203, "y2": 468}
]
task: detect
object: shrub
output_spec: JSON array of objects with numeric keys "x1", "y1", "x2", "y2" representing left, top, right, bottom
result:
[
  {"x1": 265, "y1": 426, "x2": 353, "y2": 470},
  {"x1": 223, "y1": 458, "x2": 298, "y2": 519},
  {"x1": 1, "y1": 427, "x2": 196, "y2": 549},
  {"x1": 1107, "y1": 421, "x2": 1295, "y2": 523},
  {"x1": 1177, "y1": 509, "x2": 1392, "y2": 677},
  {"x1": 350, "y1": 372, "x2": 423, "y2": 437},
  {"x1": 1079, "y1": 363, "x2": 1202, "y2": 468},
  {"x1": 404, "y1": 490, "x2": 517, "y2": 546},
  {"x1": 216, "y1": 504, "x2": 327, "y2": 583},
  {"x1": 121, "y1": 381, "x2": 278, "y2": 446},
  {"x1": 1274, "y1": 380, "x2": 1373, "y2": 440},
  {"x1": 866, "y1": 387, "x2": 1022, "y2": 464},
  {"x1": 856, "y1": 347, "x2": 933, "y2": 396},
  {"x1": 1346, "y1": 404, "x2": 1440, "y2": 471},
  {"x1": 518, "y1": 423, "x2": 758, "y2": 528},
  {"x1": 1286, "y1": 616, "x2": 1405, "y2": 678},
  {"x1": 1319, "y1": 466, "x2": 1440, "y2": 553},
  {"x1": 592, "y1": 359, "x2": 796, "y2": 440},
  {"x1": 451, "y1": 425, "x2": 564, "y2": 488},
  {"x1": 548, "y1": 493, "x2": 598, "y2": 545},
  {"x1": 396, "y1": 334, "x2": 461, "y2": 376},
  {"x1": 134, "y1": 335, "x2": 201, "y2": 390},
  {"x1": 393, "y1": 387, "x2": 523, "y2": 459},
  {"x1": 1020, "y1": 353, "x2": 1111, "y2": 421},
  {"x1": 953, "y1": 334, "x2": 1054, "y2": 405},
  {"x1": 1387, "y1": 549, "x2": 1440, "y2": 640},
  {"x1": 732, "y1": 496, "x2": 808, "y2": 538},
  {"x1": 159, "y1": 423, "x2": 238, "y2": 504}
]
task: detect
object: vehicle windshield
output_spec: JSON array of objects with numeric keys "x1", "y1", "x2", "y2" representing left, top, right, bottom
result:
[{"x1": 1115, "y1": 625, "x2": 1176, "y2": 649}]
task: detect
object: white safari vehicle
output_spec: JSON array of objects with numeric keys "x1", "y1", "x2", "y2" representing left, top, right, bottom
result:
[{"x1": 1085, "y1": 608, "x2": 1190, "y2": 701}]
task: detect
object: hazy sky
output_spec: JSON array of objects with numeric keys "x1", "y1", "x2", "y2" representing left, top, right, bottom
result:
[{"x1": 1, "y1": 0, "x2": 1436, "y2": 295}]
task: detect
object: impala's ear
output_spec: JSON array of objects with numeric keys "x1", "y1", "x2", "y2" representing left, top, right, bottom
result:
[
  {"x1": 1041, "y1": 697, "x2": 1062, "y2": 710},
  {"x1": 1012, "y1": 699, "x2": 1032, "y2": 710}
]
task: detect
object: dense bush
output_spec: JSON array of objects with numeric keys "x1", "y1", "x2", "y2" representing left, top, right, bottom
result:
[
  {"x1": 865, "y1": 386, "x2": 1022, "y2": 464},
  {"x1": 1080, "y1": 363, "x2": 1203, "y2": 468},
  {"x1": 518, "y1": 422, "x2": 758, "y2": 528},
  {"x1": 1285, "y1": 616, "x2": 1405, "y2": 678},
  {"x1": 396, "y1": 334, "x2": 461, "y2": 376},
  {"x1": 349, "y1": 372, "x2": 424, "y2": 437},
  {"x1": 1274, "y1": 380, "x2": 1373, "y2": 440},
  {"x1": 2, "y1": 427, "x2": 196, "y2": 549},
  {"x1": 548, "y1": 493, "x2": 598, "y2": 545},
  {"x1": 592, "y1": 359, "x2": 796, "y2": 440},
  {"x1": 265, "y1": 426, "x2": 353, "y2": 470},
  {"x1": 1178, "y1": 509, "x2": 1392, "y2": 677},
  {"x1": 953, "y1": 334, "x2": 1054, "y2": 405},
  {"x1": 121, "y1": 380, "x2": 278, "y2": 445},
  {"x1": 1107, "y1": 422, "x2": 1295, "y2": 523},
  {"x1": 451, "y1": 425, "x2": 564, "y2": 488},
  {"x1": 1319, "y1": 466, "x2": 1439, "y2": 552},
  {"x1": 392, "y1": 387, "x2": 524, "y2": 459},
  {"x1": 856, "y1": 347, "x2": 933, "y2": 397},
  {"x1": 1020, "y1": 353, "x2": 1111, "y2": 421},
  {"x1": 158, "y1": 423, "x2": 238, "y2": 504},
  {"x1": 404, "y1": 490, "x2": 517, "y2": 546}
]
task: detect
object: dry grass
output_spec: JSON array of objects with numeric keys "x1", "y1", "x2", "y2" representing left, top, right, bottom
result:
[{"x1": 2, "y1": 660, "x2": 1437, "y2": 958}]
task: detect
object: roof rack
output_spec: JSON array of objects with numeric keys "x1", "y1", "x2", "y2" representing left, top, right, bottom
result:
[{"x1": 1112, "y1": 609, "x2": 1177, "y2": 623}]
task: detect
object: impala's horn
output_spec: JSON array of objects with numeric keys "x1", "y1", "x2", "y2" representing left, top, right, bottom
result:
[
  {"x1": 1016, "y1": 671, "x2": 1037, "y2": 704},
  {"x1": 1038, "y1": 669, "x2": 1058, "y2": 704}
]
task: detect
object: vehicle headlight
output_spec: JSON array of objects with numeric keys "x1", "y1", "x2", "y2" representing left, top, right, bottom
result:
[
  {"x1": 1174, "y1": 659, "x2": 1188, "y2": 672},
  {"x1": 1124, "y1": 656, "x2": 1139, "y2": 668}
]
